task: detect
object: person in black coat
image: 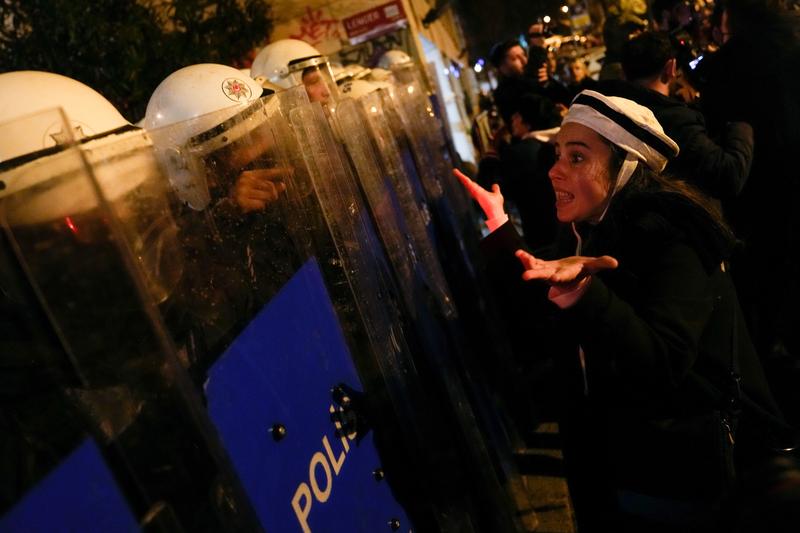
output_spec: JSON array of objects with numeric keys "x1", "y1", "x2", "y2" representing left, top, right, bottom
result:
[
  {"x1": 490, "y1": 39, "x2": 542, "y2": 126},
  {"x1": 698, "y1": 0, "x2": 800, "y2": 427},
  {"x1": 598, "y1": 30, "x2": 754, "y2": 201},
  {"x1": 455, "y1": 90, "x2": 788, "y2": 532},
  {"x1": 499, "y1": 93, "x2": 561, "y2": 250}
]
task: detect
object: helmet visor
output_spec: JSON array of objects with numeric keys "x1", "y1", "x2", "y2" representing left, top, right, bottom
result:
[{"x1": 287, "y1": 57, "x2": 339, "y2": 106}]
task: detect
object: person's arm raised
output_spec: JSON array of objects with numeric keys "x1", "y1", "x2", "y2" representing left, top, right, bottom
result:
[{"x1": 453, "y1": 168, "x2": 508, "y2": 232}]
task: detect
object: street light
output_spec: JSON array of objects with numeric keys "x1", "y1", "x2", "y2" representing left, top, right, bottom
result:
[
  {"x1": 560, "y1": 5, "x2": 569, "y2": 13},
  {"x1": 543, "y1": 15, "x2": 551, "y2": 23}
]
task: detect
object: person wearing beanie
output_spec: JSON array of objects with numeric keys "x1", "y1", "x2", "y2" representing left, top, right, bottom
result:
[{"x1": 455, "y1": 90, "x2": 789, "y2": 531}]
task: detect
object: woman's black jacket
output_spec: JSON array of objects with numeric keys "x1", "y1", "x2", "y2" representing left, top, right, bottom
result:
[{"x1": 480, "y1": 182, "x2": 786, "y2": 500}]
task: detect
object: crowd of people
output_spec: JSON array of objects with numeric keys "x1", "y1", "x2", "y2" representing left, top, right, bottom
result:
[{"x1": 464, "y1": 0, "x2": 800, "y2": 530}]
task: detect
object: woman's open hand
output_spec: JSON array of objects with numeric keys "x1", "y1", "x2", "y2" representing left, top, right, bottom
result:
[{"x1": 515, "y1": 249, "x2": 618, "y2": 288}]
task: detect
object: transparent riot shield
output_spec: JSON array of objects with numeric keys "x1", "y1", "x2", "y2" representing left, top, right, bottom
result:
[
  {"x1": 352, "y1": 91, "x2": 546, "y2": 530},
  {"x1": 373, "y1": 89, "x2": 440, "y2": 250},
  {"x1": 393, "y1": 79, "x2": 479, "y2": 240},
  {"x1": 337, "y1": 90, "x2": 534, "y2": 531},
  {"x1": 389, "y1": 82, "x2": 456, "y2": 207},
  {"x1": 342, "y1": 84, "x2": 535, "y2": 529},
  {"x1": 403, "y1": 63, "x2": 476, "y2": 226},
  {"x1": 266, "y1": 92, "x2": 494, "y2": 532},
  {"x1": 145, "y1": 97, "x2": 418, "y2": 532},
  {"x1": 281, "y1": 97, "x2": 415, "y2": 386},
  {"x1": 387, "y1": 81, "x2": 542, "y2": 530},
  {"x1": 386, "y1": 81, "x2": 484, "y2": 304},
  {"x1": 0, "y1": 108, "x2": 262, "y2": 531},
  {"x1": 386, "y1": 83, "x2": 443, "y2": 203},
  {"x1": 389, "y1": 61, "x2": 427, "y2": 94},
  {"x1": 422, "y1": 62, "x2": 462, "y2": 165},
  {"x1": 146, "y1": 99, "x2": 304, "y2": 374},
  {"x1": 0, "y1": 110, "x2": 101, "y2": 524},
  {"x1": 330, "y1": 96, "x2": 452, "y2": 321},
  {"x1": 355, "y1": 91, "x2": 455, "y2": 320}
]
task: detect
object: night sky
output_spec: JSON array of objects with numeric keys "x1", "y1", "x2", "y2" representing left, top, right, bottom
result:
[{"x1": 453, "y1": 0, "x2": 575, "y2": 61}]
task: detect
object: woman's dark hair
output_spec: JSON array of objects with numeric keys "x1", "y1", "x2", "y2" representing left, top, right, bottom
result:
[{"x1": 605, "y1": 142, "x2": 735, "y2": 245}]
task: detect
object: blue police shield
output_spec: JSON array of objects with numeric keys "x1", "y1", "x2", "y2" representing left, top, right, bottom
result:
[
  {"x1": 0, "y1": 440, "x2": 139, "y2": 533},
  {"x1": 1, "y1": 113, "x2": 266, "y2": 531},
  {"x1": 206, "y1": 259, "x2": 411, "y2": 533}
]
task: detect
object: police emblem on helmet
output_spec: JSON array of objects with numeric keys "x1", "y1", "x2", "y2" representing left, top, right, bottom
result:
[{"x1": 222, "y1": 78, "x2": 252, "y2": 102}]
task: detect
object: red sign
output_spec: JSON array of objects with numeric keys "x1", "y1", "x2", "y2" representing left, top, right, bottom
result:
[{"x1": 343, "y1": 0, "x2": 407, "y2": 44}]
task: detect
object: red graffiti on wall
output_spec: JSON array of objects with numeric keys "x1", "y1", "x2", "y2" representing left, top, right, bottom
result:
[{"x1": 289, "y1": 7, "x2": 341, "y2": 45}]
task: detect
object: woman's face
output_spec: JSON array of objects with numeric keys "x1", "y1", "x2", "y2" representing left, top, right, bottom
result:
[{"x1": 549, "y1": 122, "x2": 613, "y2": 223}]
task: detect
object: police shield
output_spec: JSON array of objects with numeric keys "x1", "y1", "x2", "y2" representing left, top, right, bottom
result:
[
  {"x1": 392, "y1": 65, "x2": 475, "y2": 224},
  {"x1": 386, "y1": 82, "x2": 444, "y2": 203},
  {"x1": 147, "y1": 96, "x2": 426, "y2": 532},
  {"x1": 274, "y1": 91, "x2": 422, "y2": 405},
  {"x1": 327, "y1": 89, "x2": 528, "y2": 530},
  {"x1": 83, "y1": 91, "x2": 517, "y2": 531},
  {"x1": 356, "y1": 90, "x2": 455, "y2": 320},
  {"x1": 147, "y1": 98, "x2": 304, "y2": 367},
  {"x1": 0, "y1": 108, "x2": 262, "y2": 531},
  {"x1": 389, "y1": 80, "x2": 475, "y2": 229},
  {"x1": 331, "y1": 95, "x2": 437, "y2": 319},
  {"x1": 360, "y1": 90, "x2": 546, "y2": 528},
  {"x1": 267, "y1": 92, "x2": 509, "y2": 531},
  {"x1": 383, "y1": 80, "x2": 542, "y2": 529},
  {"x1": 386, "y1": 80, "x2": 485, "y2": 313}
]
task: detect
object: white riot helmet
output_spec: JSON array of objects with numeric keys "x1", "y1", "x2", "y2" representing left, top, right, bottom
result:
[
  {"x1": 251, "y1": 39, "x2": 323, "y2": 89},
  {"x1": 337, "y1": 64, "x2": 372, "y2": 83},
  {"x1": 144, "y1": 63, "x2": 263, "y2": 134},
  {"x1": 251, "y1": 39, "x2": 338, "y2": 105},
  {"x1": 377, "y1": 50, "x2": 413, "y2": 70},
  {"x1": 329, "y1": 61, "x2": 346, "y2": 82},
  {"x1": 0, "y1": 71, "x2": 130, "y2": 164},
  {"x1": 144, "y1": 63, "x2": 266, "y2": 209},
  {"x1": 339, "y1": 79, "x2": 391, "y2": 100},
  {"x1": 367, "y1": 67, "x2": 394, "y2": 83}
]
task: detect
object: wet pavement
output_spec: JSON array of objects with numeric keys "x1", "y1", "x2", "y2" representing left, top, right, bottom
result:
[{"x1": 516, "y1": 422, "x2": 577, "y2": 533}]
